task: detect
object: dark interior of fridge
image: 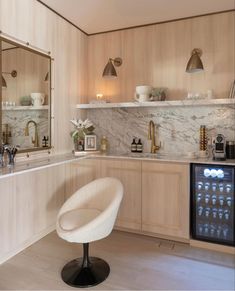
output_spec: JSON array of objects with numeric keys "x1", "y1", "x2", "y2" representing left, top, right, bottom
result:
[{"x1": 191, "y1": 163, "x2": 235, "y2": 246}]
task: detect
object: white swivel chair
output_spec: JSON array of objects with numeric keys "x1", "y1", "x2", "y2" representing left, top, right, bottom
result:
[{"x1": 56, "y1": 177, "x2": 123, "y2": 288}]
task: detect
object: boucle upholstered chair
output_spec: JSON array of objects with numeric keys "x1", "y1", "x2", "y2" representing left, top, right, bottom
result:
[{"x1": 56, "y1": 177, "x2": 123, "y2": 288}]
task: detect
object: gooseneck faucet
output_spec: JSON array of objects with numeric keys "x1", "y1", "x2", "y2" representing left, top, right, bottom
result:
[
  {"x1": 25, "y1": 120, "x2": 39, "y2": 147},
  {"x1": 148, "y1": 120, "x2": 161, "y2": 154}
]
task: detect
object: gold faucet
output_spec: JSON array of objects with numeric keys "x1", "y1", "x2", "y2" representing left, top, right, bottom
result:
[
  {"x1": 148, "y1": 120, "x2": 161, "y2": 153},
  {"x1": 25, "y1": 120, "x2": 39, "y2": 147}
]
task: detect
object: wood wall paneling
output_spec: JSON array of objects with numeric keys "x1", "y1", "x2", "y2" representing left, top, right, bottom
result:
[{"x1": 87, "y1": 11, "x2": 234, "y2": 102}]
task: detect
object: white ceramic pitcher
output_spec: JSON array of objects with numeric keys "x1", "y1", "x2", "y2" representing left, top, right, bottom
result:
[
  {"x1": 31, "y1": 93, "x2": 45, "y2": 107},
  {"x1": 134, "y1": 85, "x2": 153, "y2": 102}
]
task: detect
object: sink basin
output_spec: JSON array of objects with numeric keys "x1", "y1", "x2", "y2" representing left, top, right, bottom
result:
[{"x1": 121, "y1": 152, "x2": 179, "y2": 159}]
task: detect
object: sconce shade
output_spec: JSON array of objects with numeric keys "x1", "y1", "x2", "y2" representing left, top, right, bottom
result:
[
  {"x1": 102, "y1": 59, "x2": 117, "y2": 78},
  {"x1": 186, "y1": 49, "x2": 204, "y2": 73},
  {"x1": 44, "y1": 72, "x2": 49, "y2": 82},
  {"x1": 102, "y1": 57, "x2": 122, "y2": 78},
  {"x1": 2, "y1": 75, "x2": 7, "y2": 88}
]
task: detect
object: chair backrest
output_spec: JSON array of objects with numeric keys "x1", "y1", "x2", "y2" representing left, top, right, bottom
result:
[{"x1": 59, "y1": 177, "x2": 123, "y2": 217}]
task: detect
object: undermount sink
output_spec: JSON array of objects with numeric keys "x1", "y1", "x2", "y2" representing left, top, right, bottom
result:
[{"x1": 122, "y1": 152, "x2": 180, "y2": 159}]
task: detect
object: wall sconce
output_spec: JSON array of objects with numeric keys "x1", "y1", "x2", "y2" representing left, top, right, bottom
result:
[
  {"x1": 186, "y1": 49, "x2": 204, "y2": 73},
  {"x1": 1, "y1": 70, "x2": 17, "y2": 88},
  {"x1": 102, "y1": 57, "x2": 122, "y2": 78},
  {"x1": 1, "y1": 75, "x2": 7, "y2": 88},
  {"x1": 44, "y1": 72, "x2": 49, "y2": 82}
]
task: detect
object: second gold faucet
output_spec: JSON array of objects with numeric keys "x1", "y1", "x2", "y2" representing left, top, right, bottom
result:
[
  {"x1": 25, "y1": 120, "x2": 39, "y2": 147},
  {"x1": 148, "y1": 120, "x2": 161, "y2": 154}
]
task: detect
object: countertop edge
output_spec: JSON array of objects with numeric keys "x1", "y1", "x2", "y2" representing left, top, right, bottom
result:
[{"x1": 0, "y1": 152, "x2": 234, "y2": 179}]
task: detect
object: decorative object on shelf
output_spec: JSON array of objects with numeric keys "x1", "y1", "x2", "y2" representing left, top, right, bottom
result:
[
  {"x1": 20, "y1": 95, "x2": 32, "y2": 106},
  {"x1": 89, "y1": 93, "x2": 110, "y2": 104},
  {"x1": 187, "y1": 92, "x2": 207, "y2": 100},
  {"x1": 70, "y1": 118, "x2": 95, "y2": 151},
  {"x1": 151, "y1": 87, "x2": 167, "y2": 101},
  {"x1": 228, "y1": 80, "x2": 235, "y2": 99},
  {"x1": 31, "y1": 93, "x2": 45, "y2": 107},
  {"x1": 42, "y1": 136, "x2": 49, "y2": 147},
  {"x1": 135, "y1": 86, "x2": 153, "y2": 102},
  {"x1": 84, "y1": 134, "x2": 97, "y2": 151},
  {"x1": 1, "y1": 70, "x2": 17, "y2": 88},
  {"x1": 186, "y1": 48, "x2": 204, "y2": 73},
  {"x1": 102, "y1": 57, "x2": 122, "y2": 78},
  {"x1": 96, "y1": 93, "x2": 103, "y2": 100},
  {"x1": 199, "y1": 125, "x2": 208, "y2": 158},
  {"x1": 77, "y1": 140, "x2": 84, "y2": 151}
]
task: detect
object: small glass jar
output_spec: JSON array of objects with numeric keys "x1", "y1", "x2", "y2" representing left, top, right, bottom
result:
[{"x1": 100, "y1": 136, "x2": 108, "y2": 153}]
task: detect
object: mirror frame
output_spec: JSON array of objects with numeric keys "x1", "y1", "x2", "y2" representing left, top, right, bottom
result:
[{"x1": 0, "y1": 36, "x2": 52, "y2": 153}]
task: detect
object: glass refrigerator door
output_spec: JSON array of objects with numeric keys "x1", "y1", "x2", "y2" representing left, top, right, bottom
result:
[{"x1": 191, "y1": 164, "x2": 235, "y2": 246}]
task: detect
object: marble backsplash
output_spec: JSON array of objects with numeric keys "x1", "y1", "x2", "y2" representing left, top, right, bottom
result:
[
  {"x1": 87, "y1": 105, "x2": 235, "y2": 155},
  {"x1": 2, "y1": 110, "x2": 49, "y2": 149}
]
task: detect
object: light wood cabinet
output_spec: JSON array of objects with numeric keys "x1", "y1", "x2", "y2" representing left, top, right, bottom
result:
[
  {"x1": 0, "y1": 164, "x2": 66, "y2": 262},
  {"x1": 142, "y1": 161, "x2": 189, "y2": 240},
  {"x1": 65, "y1": 158, "x2": 101, "y2": 198},
  {"x1": 100, "y1": 159, "x2": 142, "y2": 231}
]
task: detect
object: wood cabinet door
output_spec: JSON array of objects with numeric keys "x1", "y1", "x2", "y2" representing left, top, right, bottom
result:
[
  {"x1": 66, "y1": 158, "x2": 101, "y2": 199},
  {"x1": 0, "y1": 164, "x2": 66, "y2": 262},
  {"x1": 100, "y1": 159, "x2": 142, "y2": 231},
  {"x1": 142, "y1": 161, "x2": 189, "y2": 240}
]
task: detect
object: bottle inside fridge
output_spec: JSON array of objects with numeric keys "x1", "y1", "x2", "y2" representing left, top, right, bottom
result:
[{"x1": 191, "y1": 164, "x2": 235, "y2": 246}]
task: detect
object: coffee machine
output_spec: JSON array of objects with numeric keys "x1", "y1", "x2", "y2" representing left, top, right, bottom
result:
[{"x1": 212, "y1": 134, "x2": 226, "y2": 161}]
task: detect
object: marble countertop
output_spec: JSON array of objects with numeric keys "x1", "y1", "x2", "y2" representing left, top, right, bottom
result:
[
  {"x1": 0, "y1": 152, "x2": 234, "y2": 179},
  {"x1": 91, "y1": 152, "x2": 235, "y2": 165},
  {"x1": 0, "y1": 153, "x2": 85, "y2": 179}
]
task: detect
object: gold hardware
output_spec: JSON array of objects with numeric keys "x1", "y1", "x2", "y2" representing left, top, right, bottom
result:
[
  {"x1": 148, "y1": 120, "x2": 161, "y2": 154},
  {"x1": 25, "y1": 120, "x2": 39, "y2": 147}
]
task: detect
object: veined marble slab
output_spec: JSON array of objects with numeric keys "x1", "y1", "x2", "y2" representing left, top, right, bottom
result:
[{"x1": 87, "y1": 104, "x2": 235, "y2": 155}]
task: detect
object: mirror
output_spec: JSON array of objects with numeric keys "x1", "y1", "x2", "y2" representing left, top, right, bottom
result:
[{"x1": 0, "y1": 37, "x2": 51, "y2": 152}]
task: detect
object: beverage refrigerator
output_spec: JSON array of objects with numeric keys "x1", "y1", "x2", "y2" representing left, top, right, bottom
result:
[{"x1": 191, "y1": 163, "x2": 235, "y2": 246}]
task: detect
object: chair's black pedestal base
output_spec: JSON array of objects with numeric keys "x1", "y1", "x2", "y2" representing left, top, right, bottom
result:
[{"x1": 61, "y1": 257, "x2": 110, "y2": 288}]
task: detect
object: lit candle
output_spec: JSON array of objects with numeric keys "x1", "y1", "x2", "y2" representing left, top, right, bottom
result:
[{"x1": 96, "y1": 93, "x2": 103, "y2": 100}]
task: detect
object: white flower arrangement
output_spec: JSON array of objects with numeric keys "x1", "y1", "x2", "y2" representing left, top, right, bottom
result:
[{"x1": 70, "y1": 118, "x2": 95, "y2": 141}]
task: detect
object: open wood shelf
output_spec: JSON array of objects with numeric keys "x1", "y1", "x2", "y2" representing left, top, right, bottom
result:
[{"x1": 76, "y1": 99, "x2": 235, "y2": 109}]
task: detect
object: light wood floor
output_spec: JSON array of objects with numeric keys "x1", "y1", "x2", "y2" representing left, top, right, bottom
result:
[{"x1": 0, "y1": 230, "x2": 234, "y2": 290}]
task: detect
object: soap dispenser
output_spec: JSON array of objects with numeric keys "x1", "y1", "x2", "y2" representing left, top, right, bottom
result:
[
  {"x1": 136, "y1": 139, "x2": 143, "y2": 153},
  {"x1": 131, "y1": 138, "x2": 137, "y2": 152}
]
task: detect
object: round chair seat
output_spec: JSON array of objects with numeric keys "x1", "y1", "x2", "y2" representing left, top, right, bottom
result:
[{"x1": 59, "y1": 208, "x2": 101, "y2": 231}]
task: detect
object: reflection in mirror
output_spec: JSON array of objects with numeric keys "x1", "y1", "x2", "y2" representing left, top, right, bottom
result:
[{"x1": 1, "y1": 38, "x2": 51, "y2": 152}]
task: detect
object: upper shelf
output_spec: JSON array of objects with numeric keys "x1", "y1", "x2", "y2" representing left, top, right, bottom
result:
[
  {"x1": 76, "y1": 98, "x2": 235, "y2": 109},
  {"x1": 2, "y1": 105, "x2": 49, "y2": 111}
]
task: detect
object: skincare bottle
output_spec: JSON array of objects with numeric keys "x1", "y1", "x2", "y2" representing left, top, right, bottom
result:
[
  {"x1": 131, "y1": 138, "x2": 137, "y2": 152},
  {"x1": 137, "y1": 139, "x2": 143, "y2": 153}
]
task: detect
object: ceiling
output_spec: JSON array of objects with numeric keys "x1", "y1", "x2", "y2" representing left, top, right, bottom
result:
[{"x1": 40, "y1": 0, "x2": 234, "y2": 35}]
